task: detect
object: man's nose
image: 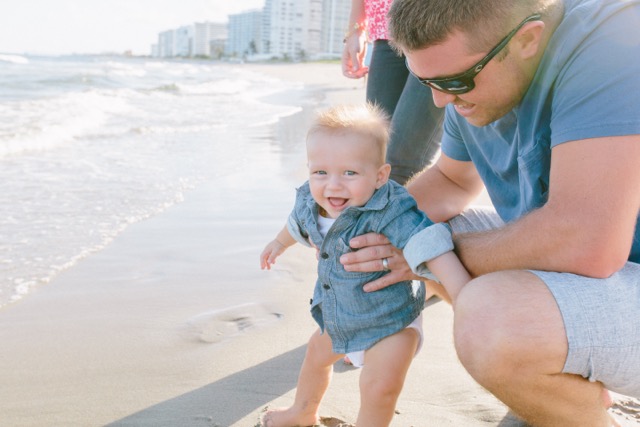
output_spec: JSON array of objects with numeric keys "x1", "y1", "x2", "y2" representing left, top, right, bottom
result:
[{"x1": 431, "y1": 89, "x2": 457, "y2": 108}]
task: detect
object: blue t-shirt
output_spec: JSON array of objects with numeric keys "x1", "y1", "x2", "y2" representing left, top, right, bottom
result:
[{"x1": 441, "y1": 0, "x2": 640, "y2": 263}]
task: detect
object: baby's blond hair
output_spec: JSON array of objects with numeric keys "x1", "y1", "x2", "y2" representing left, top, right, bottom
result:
[{"x1": 307, "y1": 103, "x2": 390, "y2": 164}]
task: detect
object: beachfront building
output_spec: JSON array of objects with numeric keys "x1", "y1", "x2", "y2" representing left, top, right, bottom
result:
[
  {"x1": 175, "y1": 26, "x2": 193, "y2": 58},
  {"x1": 151, "y1": 0, "x2": 350, "y2": 60},
  {"x1": 153, "y1": 22, "x2": 226, "y2": 58},
  {"x1": 264, "y1": 0, "x2": 323, "y2": 60},
  {"x1": 321, "y1": 0, "x2": 351, "y2": 58},
  {"x1": 226, "y1": 9, "x2": 264, "y2": 58},
  {"x1": 193, "y1": 22, "x2": 227, "y2": 57},
  {"x1": 157, "y1": 30, "x2": 176, "y2": 58}
]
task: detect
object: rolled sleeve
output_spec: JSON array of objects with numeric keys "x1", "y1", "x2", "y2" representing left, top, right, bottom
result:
[
  {"x1": 404, "y1": 223, "x2": 454, "y2": 280},
  {"x1": 286, "y1": 214, "x2": 312, "y2": 247}
]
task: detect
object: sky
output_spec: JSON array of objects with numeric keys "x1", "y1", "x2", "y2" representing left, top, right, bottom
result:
[{"x1": 0, "y1": 0, "x2": 265, "y2": 56}]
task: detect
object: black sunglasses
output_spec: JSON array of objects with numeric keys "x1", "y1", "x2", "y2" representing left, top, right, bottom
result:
[{"x1": 406, "y1": 14, "x2": 542, "y2": 95}]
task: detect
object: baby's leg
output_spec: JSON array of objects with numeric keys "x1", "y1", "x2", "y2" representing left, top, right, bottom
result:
[
  {"x1": 356, "y1": 328, "x2": 419, "y2": 427},
  {"x1": 425, "y1": 279, "x2": 451, "y2": 304},
  {"x1": 261, "y1": 328, "x2": 343, "y2": 427}
]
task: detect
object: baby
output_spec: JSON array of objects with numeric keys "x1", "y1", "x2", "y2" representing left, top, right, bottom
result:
[{"x1": 260, "y1": 103, "x2": 433, "y2": 426}]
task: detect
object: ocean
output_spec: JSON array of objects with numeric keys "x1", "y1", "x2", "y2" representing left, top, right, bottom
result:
[{"x1": 0, "y1": 54, "x2": 305, "y2": 308}]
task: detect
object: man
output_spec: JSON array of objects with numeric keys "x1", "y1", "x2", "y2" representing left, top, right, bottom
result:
[{"x1": 339, "y1": 0, "x2": 640, "y2": 425}]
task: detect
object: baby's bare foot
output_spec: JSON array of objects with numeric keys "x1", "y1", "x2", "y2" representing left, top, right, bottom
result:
[{"x1": 260, "y1": 407, "x2": 319, "y2": 427}]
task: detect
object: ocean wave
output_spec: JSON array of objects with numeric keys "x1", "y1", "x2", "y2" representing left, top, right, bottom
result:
[
  {"x1": 0, "y1": 56, "x2": 315, "y2": 308},
  {"x1": 149, "y1": 83, "x2": 181, "y2": 92},
  {"x1": 0, "y1": 90, "x2": 132, "y2": 157},
  {"x1": 0, "y1": 54, "x2": 29, "y2": 64}
]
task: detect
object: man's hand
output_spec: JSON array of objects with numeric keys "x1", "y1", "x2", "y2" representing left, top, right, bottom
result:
[{"x1": 340, "y1": 232, "x2": 419, "y2": 292}]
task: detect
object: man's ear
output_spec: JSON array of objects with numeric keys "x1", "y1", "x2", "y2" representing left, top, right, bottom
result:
[
  {"x1": 516, "y1": 21, "x2": 546, "y2": 59},
  {"x1": 376, "y1": 163, "x2": 392, "y2": 188}
]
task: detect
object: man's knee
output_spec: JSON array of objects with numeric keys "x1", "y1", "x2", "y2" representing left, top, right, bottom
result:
[
  {"x1": 454, "y1": 271, "x2": 567, "y2": 384},
  {"x1": 453, "y1": 273, "x2": 531, "y2": 382},
  {"x1": 454, "y1": 277, "x2": 500, "y2": 378}
]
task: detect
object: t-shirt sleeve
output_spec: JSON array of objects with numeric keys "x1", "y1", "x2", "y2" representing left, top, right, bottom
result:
[
  {"x1": 550, "y1": 6, "x2": 640, "y2": 147},
  {"x1": 440, "y1": 105, "x2": 472, "y2": 161}
]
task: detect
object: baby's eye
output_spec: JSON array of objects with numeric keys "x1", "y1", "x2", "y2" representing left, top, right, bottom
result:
[
  {"x1": 313, "y1": 170, "x2": 327, "y2": 175},
  {"x1": 344, "y1": 170, "x2": 357, "y2": 176}
]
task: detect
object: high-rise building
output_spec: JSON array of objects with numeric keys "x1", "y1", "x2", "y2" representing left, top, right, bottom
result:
[
  {"x1": 175, "y1": 25, "x2": 193, "y2": 57},
  {"x1": 265, "y1": 0, "x2": 323, "y2": 60},
  {"x1": 158, "y1": 30, "x2": 176, "y2": 57},
  {"x1": 226, "y1": 9, "x2": 263, "y2": 57},
  {"x1": 152, "y1": 0, "x2": 350, "y2": 59},
  {"x1": 193, "y1": 22, "x2": 227, "y2": 57},
  {"x1": 321, "y1": 0, "x2": 351, "y2": 57}
]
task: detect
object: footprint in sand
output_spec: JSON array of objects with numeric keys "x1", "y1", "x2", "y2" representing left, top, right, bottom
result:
[
  {"x1": 182, "y1": 302, "x2": 283, "y2": 343},
  {"x1": 610, "y1": 396, "x2": 640, "y2": 423}
]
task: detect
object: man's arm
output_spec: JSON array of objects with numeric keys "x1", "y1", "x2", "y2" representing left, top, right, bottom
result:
[
  {"x1": 454, "y1": 135, "x2": 640, "y2": 278},
  {"x1": 341, "y1": 153, "x2": 484, "y2": 291},
  {"x1": 408, "y1": 153, "x2": 485, "y2": 221}
]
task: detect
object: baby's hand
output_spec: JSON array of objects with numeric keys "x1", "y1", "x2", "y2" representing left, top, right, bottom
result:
[{"x1": 260, "y1": 240, "x2": 287, "y2": 270}]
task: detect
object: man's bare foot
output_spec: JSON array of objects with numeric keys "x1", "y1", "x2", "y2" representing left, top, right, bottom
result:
[{"x1": 260, "y1": 407, "x2": 319, "y2": 427}]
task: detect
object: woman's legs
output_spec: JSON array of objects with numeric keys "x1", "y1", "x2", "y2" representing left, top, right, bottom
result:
[{"x1": 366, "y1": 40, "x2": 444, "y2": 185}]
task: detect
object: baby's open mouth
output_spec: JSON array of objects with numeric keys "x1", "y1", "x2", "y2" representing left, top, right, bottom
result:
[{"x1": 328, "y1": 197, "x2": 348, "y2": 209}]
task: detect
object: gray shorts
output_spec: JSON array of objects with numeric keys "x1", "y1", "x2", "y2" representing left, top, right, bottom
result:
[{"x1": 450, "y1": 207, "x2": 640, "y2": 398}]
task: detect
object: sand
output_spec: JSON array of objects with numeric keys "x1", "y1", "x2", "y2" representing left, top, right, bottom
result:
[{"x1": 0, "y1": 61, "x2": 638, "y2": 427}]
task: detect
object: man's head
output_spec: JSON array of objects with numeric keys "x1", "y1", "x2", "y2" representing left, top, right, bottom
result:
[{"x1": 389, "y1": 0, "x2": 561, "y2": 126}]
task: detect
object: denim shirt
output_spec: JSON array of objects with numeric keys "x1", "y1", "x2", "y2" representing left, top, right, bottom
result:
[{"x1": 286, "y1": 180, "x2": 433, "y2": 354}]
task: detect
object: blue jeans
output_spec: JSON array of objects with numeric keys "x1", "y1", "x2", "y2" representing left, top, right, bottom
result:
[{"x1": 366, "y1": 40, "x2": 444, "y2": 185}]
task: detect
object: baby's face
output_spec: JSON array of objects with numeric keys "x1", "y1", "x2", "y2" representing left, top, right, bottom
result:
[{"x1": 307, "y1": 131, "x2": 389, "y2": 219}]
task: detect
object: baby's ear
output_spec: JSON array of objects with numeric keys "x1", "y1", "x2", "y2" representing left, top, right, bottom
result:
[{"x1": 376, "y1": 163, "x2": 392, "y2": 188}]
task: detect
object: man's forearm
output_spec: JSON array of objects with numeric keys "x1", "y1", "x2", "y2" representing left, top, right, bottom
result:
[
  {"x1": 452, "y1": 205, "x2": 624, "y2": 278},
  {"x1": 408, "y1": 159, "x2": 484, "y2": 223},
  {"x1": 452, "y1": 208, "x2": 559, "y2": 277}
]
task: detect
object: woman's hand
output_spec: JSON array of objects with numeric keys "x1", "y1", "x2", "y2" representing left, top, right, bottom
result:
[
  {"x1": 340, "y1": 232, "x2": 419, "y2": 292},
  {"x1": 341, "y1": 32, "x2": 369, "y2": 79}
]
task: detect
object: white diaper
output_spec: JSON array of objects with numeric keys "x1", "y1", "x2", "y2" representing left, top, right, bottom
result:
[{"x1": 345, "y1": 312, "x2": 424, "y2": 368}]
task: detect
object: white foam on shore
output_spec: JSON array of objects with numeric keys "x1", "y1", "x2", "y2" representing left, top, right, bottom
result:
[
  {"x1": 0, "y1": 57, "x2": 311, "y2": 308},
  {"x1": 0, "y1": 54, "x2": 28, "y2": 64}
]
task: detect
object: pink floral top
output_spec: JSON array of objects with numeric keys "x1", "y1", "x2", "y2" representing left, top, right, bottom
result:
[{"x1": 365, "y1": 0, "x2": 392, "y2": 41}]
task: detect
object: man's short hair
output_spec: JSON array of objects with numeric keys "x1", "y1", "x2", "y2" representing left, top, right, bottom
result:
[{"x1": 388, "y1": 0, "x2": 558, "y2": 54}]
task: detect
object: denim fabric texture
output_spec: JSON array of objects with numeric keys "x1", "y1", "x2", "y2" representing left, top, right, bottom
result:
[
  {"x1": 404, "y1": 223, "x2": 454, "y2": 280},
  {"x1": 366, "y1": 40, "x2": 444, "y2": 185},
  {"x1": 286, "y1": 180, "x2": 432, "y2": 354}
]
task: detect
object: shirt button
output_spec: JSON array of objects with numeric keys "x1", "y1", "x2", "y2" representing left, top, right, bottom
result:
[
  {"x1": 309, "y1": 298, "x2": 313, "y2": 305},
  {"x1": 323, "y1": 284, "x2": 330, "y2": 290},
  {"x1": 321, "y1": 252, "x2": 329, "y2": 259}
]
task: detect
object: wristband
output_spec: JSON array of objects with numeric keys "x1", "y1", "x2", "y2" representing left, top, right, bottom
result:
[{"x1": 343, "y1": 22, "x2": 365, "y2": 43}]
